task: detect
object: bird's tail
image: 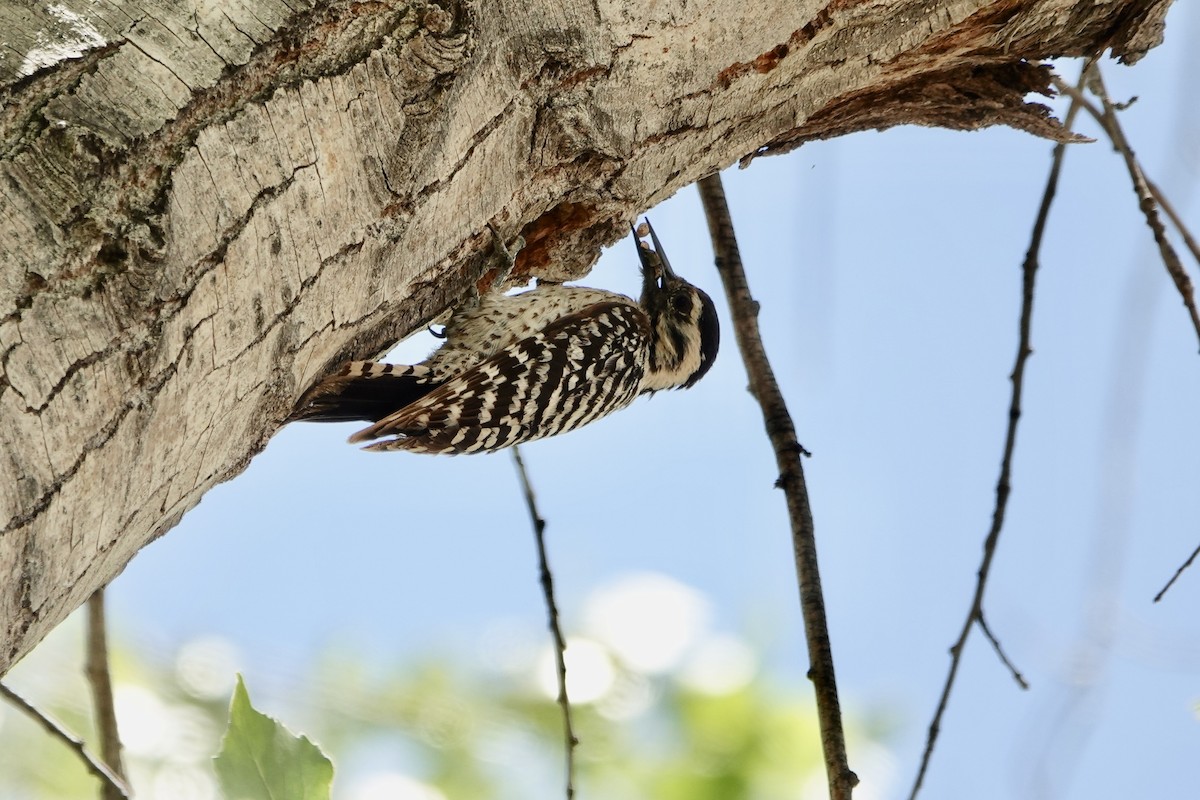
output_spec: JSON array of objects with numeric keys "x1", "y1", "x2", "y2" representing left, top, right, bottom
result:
[{"x1": 289, "y1": 361, "x2": 440, "y2": 424}]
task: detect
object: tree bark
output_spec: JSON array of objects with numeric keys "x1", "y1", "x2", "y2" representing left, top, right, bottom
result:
[{"x1": 0, "y1": 0, "x2": 1173, "y2": 672}]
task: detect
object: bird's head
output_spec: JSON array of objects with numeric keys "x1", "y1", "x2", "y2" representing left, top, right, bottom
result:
[{"x1": 633, "y1": 219, "x2": 720, "y2": 392}]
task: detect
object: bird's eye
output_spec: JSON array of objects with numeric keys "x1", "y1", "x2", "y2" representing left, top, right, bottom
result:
[{"x1": 671, "y1": 293, "x2": 692, "y2": 315}]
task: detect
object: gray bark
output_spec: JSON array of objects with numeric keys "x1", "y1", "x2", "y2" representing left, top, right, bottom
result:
[{"x1": 0, "y1": 0, "x2": 1173, "y2": 673}]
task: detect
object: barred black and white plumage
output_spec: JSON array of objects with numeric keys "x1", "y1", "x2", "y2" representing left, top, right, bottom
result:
[{"x1": 290, "y1": 220, "x2": 719, "y2": 454}]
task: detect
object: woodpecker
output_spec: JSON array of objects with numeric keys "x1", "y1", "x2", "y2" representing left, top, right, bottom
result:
[{"x1": 290, "y1": 220, "x2": 720, "y2": 454}]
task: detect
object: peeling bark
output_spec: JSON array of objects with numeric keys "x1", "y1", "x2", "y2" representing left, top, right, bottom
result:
[{"x1": 0, "y1": 0, "x2": 1174, "y2": 672}]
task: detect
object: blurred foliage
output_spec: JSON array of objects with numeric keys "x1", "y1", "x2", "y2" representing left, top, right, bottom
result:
[{"x1": 0, "y1": 609, "x2": 890, "y2": 800}]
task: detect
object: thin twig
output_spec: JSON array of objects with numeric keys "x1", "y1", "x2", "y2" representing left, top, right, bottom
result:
[
  {"x1": 511, "y1": 446, "x2": 576, "y2": 800},
  {"x1": 0, "y1": 682, "x2": 131, "y2": 798},
  {"x1": 1153, "y1": 541, "x2": 1200, "y2": 602},
  {"x1": 906, "y1": 61, "x2": 1091, "y2": 800},
  {"x1": 1052, "y1": 71, "x2": 1200, "y2": 601},
  {"x1": 86, "y1": 588, "x2": 126, "y2": 800},
  {"x1": 977, "y1": 613, "x2": 1029, "y2": 689},
  {"x1": 1145, "y1": 177, "x2": 1200, "y2": 267},
  {"x1": 697, "y1": 173, "x2": 857, "y2": 800},
  {"x1": 1053, "y1": 70, "x2": 1200, "y2": 351}
]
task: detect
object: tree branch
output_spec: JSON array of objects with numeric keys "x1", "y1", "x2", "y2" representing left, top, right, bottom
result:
[
  {"x1": 1144, "y1": 177, "x2": 1200, "y2": 268},
  {"x1": 0, "y1": 682, "x2": 130, "y2": 798},
  {"x1": 1053, "y1": 69, "x2": 1200, "y2": 351},
  {"x1": 697, "y1": 173, "x2": 856, "y2": 800},
  {"x1": 1050, "y1": 64, "x2": 1200, "y2": 603},
  {"x1": 1154, "y1": 541, "x2": 1200, "y2": 603},
  {"x1": 905, "y1": 59, "x2": 1091, "y2": 800},
  {"x1": 977, "y1": 612, "x2": 1029, "y2": 690},
  {"x1": 511, "y1": 446, "x2": 576, "y2": 799},
  {"x1": 86, "y1": 589, "x2": 126, "y2": 800}
]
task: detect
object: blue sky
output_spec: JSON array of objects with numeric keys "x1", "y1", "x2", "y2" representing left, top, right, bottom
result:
[{"x1": 23, "y1": 5, "x2": 1200, "y2": 798}]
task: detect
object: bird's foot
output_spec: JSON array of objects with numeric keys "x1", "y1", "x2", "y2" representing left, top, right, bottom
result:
[{"x1": 486, "y1": 222, "x2": 525, "y2": 289}]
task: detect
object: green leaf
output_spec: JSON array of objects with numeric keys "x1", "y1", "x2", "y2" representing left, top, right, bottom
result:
[{"x1": 214, "y1": 675, "x2": 334, "y2": 800}]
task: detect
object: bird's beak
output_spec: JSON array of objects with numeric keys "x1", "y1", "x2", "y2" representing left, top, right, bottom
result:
[
  {"x1": 645, "y1": 219, "x2": 678, "y2": 282},
  {"x1": 632, "y1": 218, "x2": 677, "y2": 289}
]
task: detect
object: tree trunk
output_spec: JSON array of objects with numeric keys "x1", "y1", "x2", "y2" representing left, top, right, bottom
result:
[{"x1": 0, "y1": 0, "x2": 1173, "y2": 673}]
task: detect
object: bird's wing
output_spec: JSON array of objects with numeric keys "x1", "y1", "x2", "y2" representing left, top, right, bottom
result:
[{"x1": 351, "y1": 301, "x2": 651, "y2": 454}]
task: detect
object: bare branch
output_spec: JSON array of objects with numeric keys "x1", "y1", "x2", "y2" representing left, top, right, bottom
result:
[
  {"x1": 1144, "y1": 177, "x2": 1200, "y2": 268},
  {"x1": 1053, "y1": 70, "x2": 1200, "y2": 351},
  {"x1": 0, "y1": 682, "x2": 130, "y2": 798},
  {"x1": 86, "y1": 589, "x2": 126, "y2": 800},
  {"x1": 697, "y1": 173, "x2": 856, "y2": 800},
  {"x1": 511, "y1": 446, "x2": 577, "y2": 799},
  {"x1": 977, "y1": 613, "x2": 1029, "y2": 690},
  {"x1": 905, "y1": 60, "x2": 1092, "y2": 800},
  {"x1": 1050, "y1": 70, "x2": 1200, "y2": 602},
  {"x1": 1153, "y1": 541, "x2": 1200, "y2": 602}
]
